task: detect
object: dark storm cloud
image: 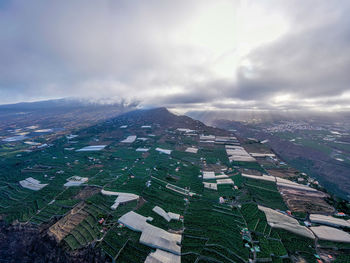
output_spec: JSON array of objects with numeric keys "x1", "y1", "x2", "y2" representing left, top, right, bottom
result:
[{"x1": 0, "y1": 0, "x2": 349, "y2": 111}]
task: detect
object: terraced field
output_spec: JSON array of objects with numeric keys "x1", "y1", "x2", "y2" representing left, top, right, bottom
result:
[{"x1": 0, "y1": 108, "x2": 349, "y2": 263}]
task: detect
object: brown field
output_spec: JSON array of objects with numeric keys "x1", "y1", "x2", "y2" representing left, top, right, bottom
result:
[
  {"x1": 257, "y1": 158, "x2": 279, "y2": 167},
  {"x1": 48, "y1": 202, "x2": 88, "y2": 242},
  {"x1": 279, "y1": 187, "x2": 334, "y2": 214},
  {"x1": 267, "y1": 168, "x2": 299, "y2": 178},
  {"x1": 74, "y1": 186, "x2": 100, "y2": 200},
  {"x1": 204, "y1": 163, "x2": 228, "y2": 173},
  {"x1": 319, "y1": 248, "x2": 343, "y2": 263},
  {"x1": 136, "y1": 197, "x2": 146, "y2": 210},
  {"x1": 239, "y1": 168, "x2": 262, "y2": 176},
  {"x1": 142, "y1": 152, "x2": 150, "y2": 158},
  {"x1": 242, "y1": 142, "x2": 272, "y2": 154}
]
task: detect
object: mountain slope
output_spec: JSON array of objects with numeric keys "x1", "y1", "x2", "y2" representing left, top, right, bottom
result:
[
  {"x1": 0, "y1": 98, "x2": 137, "y2": 138},
  {"x1": 109, "y1": 107, "x2": 229, "y2": 135}
]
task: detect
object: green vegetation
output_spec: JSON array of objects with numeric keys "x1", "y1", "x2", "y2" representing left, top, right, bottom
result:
[
  {"x1": 277, "y1": 229, "x2": 316, "y2": 263},
  {"x1": 244, "y1": 178, "x2": 288, "y2": 210},
  {"x1": 0, "y1": 111, "x2": 347, "y2": 262},
  {"x1": 183, "y1": 198, "x2": 249, "y2": 262}
]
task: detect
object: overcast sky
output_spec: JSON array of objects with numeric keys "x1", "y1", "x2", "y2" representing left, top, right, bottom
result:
[{"x1": 0, "y1": 0, "x2": 349, "y2": 111}]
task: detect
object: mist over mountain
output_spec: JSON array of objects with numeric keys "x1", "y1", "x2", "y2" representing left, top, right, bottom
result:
[
  {"x1": 0, "y1": 98, "x2": 138, "y2": 136},
  {"x1": 0, "y1": 98, "x2": 138, "y2": 111},
  {"x1": 187, "y1": 109, "x2": 350, "y2": 125}
]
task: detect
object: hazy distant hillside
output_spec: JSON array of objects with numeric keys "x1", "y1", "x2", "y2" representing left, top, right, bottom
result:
[
  {"x1": 187, "y1": 109, "x2": 350, "y2": 125},
  {"x1": 0, "y1": 98, "x2": 137, "y2": 135},
  {"x1": 214, "y1": 119, "x2": 350, "y2": 200},
  {"x1": 0, "y1": 98, "x2": 138, "y2": 113}
]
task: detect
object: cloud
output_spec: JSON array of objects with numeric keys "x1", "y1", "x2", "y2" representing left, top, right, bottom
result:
[
  {"x1": 0, "y1": 0, "x2": 349, "y2": 112},
  {"x1": 234, "y1": 0, "x2": 350, "y2": 102}
]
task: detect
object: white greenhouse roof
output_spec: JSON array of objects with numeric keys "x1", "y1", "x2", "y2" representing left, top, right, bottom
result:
[
  {"x1": 258, "y1": 205, "x2": 315, "y2": 239},
  {"x1": 176, "y1": 128, "x2": 195, "y2": 133},
  {"x1": 242, "y1": 174, "x2": 276, "y2": 182},
  {"x1": 200, "y1": 135, "x2": 216, "y2": 140},
  {"x1": 76, "y1": 145, "x2": 106, "y2": 152},
  {"x1": 118, "y1": 211, "x2": 182, "y2": 255},
  {"x1": 311, "y1": 226, "x2": 350, "y2": 243},
  {"x1": 136, "y1": 148, "x2": 150, "y2": 152},
  {"x1": 144, "y1": 249, "x2": 181, "y2": 263},
  {"x1": 19, "y1": 177, "x2": 48, "y2": 191},
  {"x1": 202, "y1": 171, "x2": 216, "y2": 180},
  {"x1": 185, "y1": 147, "x2": 198, "y2": 154},
  {"x1": 118, "y1": 211, "x2": 153, "y2": 232},
  {"x1": 140, "y1": 225, "x2": 182, "y2": 255},
  {"x1": 64, "y1": 176, "x2": 88, "y2": 187},
  {"x1": 101, "y1": 190, "x2": 139, "y2": 210},
  {"x1": 121, "y1": 135, "x2": 137, "y2": 143},
  {"x1": 156, "y1": 148, "x2": 172, "y2": 155},
  {"x1": 216, "y1": 179, "x2": 234, "y2": 185},
  {"x1": 203, "y1": 182, "x2": 218, "y2": 190},
  {"x1": 310, "y1": 214, "x2": 350, "y2": 228},
  {"x1": 152, "y1": 206, "x2": 180, "y2": 222}
]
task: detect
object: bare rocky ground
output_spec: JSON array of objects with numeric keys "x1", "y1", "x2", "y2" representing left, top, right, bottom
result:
[{"x1": 0, "y1": 221, "x2": 106, "y2": 263}]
